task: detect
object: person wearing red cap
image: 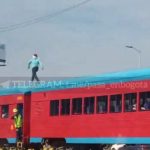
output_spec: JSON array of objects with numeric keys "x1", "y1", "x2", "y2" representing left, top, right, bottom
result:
[{"x1": 28, "y1": 54, "x2": 43, "y2": 81}]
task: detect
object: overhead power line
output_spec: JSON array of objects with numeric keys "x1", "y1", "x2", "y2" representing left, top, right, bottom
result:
[{"x1": 0, "y1": 0, "x2": 92, "y2": 33}]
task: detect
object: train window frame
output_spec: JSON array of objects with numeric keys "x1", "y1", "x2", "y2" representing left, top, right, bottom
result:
[
  {"x1": 72, "y1": 98, "x2": 82, "y2": 115},
  {"x1": 110, "y1": 94, "x2": 122, "y2": 113},
  {"x1": 96, "y1": 96, "x2": 108, "y2": 114},
  {"x1": 124, "y1": 93, "x2": 137, "y2": 112},
  {"x1": 84, "y1": 97, "x2": 95, "y2": 114},
  {"x1": 50, "y1": 100, "x2": 59, "y2": 116},
  {"x1": 61, "y1": 99, "x2": 70, "y2": 115},
  {"x1": 1, "y1": 105, "x2": 9, "y2": 119},
  {"x1": 139, "y1": 91, "x2": 150, "y2": 111}
]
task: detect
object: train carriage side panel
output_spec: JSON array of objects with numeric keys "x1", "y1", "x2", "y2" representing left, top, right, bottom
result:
[{"x1": 29, "y1": 79, "x2": 150, "y2": 144}]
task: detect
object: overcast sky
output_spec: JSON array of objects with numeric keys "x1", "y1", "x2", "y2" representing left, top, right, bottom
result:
[{"x1": 0, "y1": 0, "x2": 150, "y2": 77}]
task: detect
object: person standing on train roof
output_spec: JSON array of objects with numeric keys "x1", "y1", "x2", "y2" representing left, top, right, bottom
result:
[
  {"x1": 28, "y1": 53, "x2": 44, "y2": 82},
  {"x1": 11, "y1": 108, "x2": 22, "y2": 142}
]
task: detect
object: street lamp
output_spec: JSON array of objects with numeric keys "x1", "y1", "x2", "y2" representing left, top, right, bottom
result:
[{"x1": 125, "y1": 45, "x2": 141, "y2": 68}]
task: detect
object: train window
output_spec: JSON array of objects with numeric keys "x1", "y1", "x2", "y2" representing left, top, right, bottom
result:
[
  {"x1": 110, "y1": 94, "x2": 122, "y2": 113},
  {"x1": 84, "y1": 97, "x2": 94, "y2": 114},
  {"x1": 97, "y1": 96, "x2": 108, "y2": 113},
  {"x1": 50, "y1": 100, "x2": 59, "y2": 116},
  {"x1": 124, "y1": 93, "x2": 137, "y2": 112},
  {"x1": 17, "y1": 103, "x2": 23, "y2": 117},
  {"x1": 139, "y1": 92, "x2": 150, "y2": 111},
  {"x1": 1, "y1": 105, "x2": 9, "y2": 118},
  {"x1": 72, "y1": 98, "x2": 82, "y2": 115},
  {"x1": 61, "y1": 99, "x2": 70, "y2": 115}
]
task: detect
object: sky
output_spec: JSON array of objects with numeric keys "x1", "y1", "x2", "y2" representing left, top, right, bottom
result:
[{"x1": 0, "y1": 0, "x2": 150, "y2": 78}]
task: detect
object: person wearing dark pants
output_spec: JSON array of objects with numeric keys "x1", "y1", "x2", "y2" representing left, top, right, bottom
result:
[
  {"x1": 11, "y1": 108, "x2": 22, "y2": 142},
  {"x1": 32, "y1": 66, "x2": 39, "y2": 81},
  {"x1": 28, "y1": 53, "x2": 43, "y2": 82},
  {"x1": 16, "y1": 127, "x2": 22, "y2": 142}
]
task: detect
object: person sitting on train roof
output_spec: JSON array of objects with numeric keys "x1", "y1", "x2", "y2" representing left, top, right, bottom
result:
[{"x1": 11, "y1": 108, "x2": 23, "y2": 142}]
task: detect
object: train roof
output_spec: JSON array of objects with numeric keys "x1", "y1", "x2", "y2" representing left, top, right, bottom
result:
[{"x1": 1, "y1": 68, "x2": 150, "y2": 96}]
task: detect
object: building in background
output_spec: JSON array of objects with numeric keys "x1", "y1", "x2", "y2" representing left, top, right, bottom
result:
[{"x1": 0, "y1": 44, "x2": 6, "y2": 66}]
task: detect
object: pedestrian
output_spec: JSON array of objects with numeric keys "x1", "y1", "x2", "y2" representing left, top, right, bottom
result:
[
  {"x1": 11, "y1": 108, "x2": 22, "y2": 142},
  {"x1": 28, "y1": 53, "x2": 43, "y2": 82}
]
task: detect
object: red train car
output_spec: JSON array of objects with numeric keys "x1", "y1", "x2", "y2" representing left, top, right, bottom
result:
[{"x1": 0, "y1": 68, "x2": 150, "y2": 147}]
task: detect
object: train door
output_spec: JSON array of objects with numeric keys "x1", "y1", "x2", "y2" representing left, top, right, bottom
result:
[
  {"x1": 23, "y1": 92, "x2": 31, "y2": 145},
  {"x1": 17, "y1": 103, "x2": 23, "y2": 117}
]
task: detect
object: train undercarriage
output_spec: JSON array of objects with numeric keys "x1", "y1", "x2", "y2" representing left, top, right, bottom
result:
[{"x1": 0, "y1": 138, "x2": 110, "y2": 150}]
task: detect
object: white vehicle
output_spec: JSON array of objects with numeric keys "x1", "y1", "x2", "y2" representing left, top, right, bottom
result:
[{"x1": 111, "y1": 144, "x2": 125, "y2": 150}]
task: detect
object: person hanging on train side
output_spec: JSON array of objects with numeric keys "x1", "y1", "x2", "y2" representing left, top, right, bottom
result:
[
  {"x1": 28, "y1": 53, "x2": 44, "y2": 82},
  {"x1": 11, "y1": 108, "x2": 23, "y2": 142}
]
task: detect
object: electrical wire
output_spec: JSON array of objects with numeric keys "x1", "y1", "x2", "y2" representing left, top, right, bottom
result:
[{"x1": 0, "y1": 0, "x2": 92, "y2": 33}]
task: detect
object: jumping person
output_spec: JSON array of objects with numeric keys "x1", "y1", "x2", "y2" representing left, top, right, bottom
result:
[
  {"x1": 11, "y1": 108, "x2": 22, "y2": 142},
  {"x1": 28, "y1": 53, "x2": 43, "y2": 81}
]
